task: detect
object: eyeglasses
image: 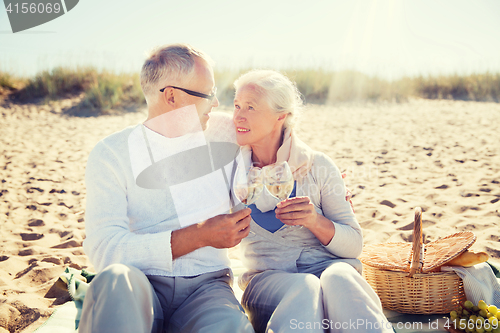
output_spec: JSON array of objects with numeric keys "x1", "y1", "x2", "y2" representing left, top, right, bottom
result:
[{"x1": 160, "y1": 85, "x2": 217, "y2": 101}]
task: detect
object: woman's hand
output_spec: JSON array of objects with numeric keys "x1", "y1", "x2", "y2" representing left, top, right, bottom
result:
[
  {"x1": 275, "y1": 196, "x2": 318, "y2": 229},
  {"x1": 275, "y1": 196, "x2": 336, "y2": 245}
]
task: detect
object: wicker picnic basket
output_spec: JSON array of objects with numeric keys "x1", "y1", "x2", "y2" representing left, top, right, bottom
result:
[{"x1": 359, "y1": 207, "x2": 476, "y2": 314}]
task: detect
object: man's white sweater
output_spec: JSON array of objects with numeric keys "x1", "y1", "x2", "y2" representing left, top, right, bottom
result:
[{"x1": 83, "y1": 112, "x2": 237, "y2": 277}]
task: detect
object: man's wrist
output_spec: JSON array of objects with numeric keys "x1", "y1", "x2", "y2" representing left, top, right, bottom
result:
[
  {"x1": 171, "y1": 223, "x2": 207, "y2": 260},
  {"x1": 194, "y1": 221, "x2": 209, "y2": 248}
]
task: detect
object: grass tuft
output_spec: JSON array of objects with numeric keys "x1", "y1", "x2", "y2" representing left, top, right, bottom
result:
[
  {"x1": 413, "y1": 73, "x2": 500, "y2": 102},
  {"x1": 0, "y1": 71, "x2": 17, "y2": 90},
  {"x1": 14, "y1": 67, "x2": 93, "y2": 100},
  {"x1": 81, "y1": 72, "x2": 144, "y2": 110},
  {"x1": 8, "y1": 67, "x2": 145, "y2": 113}
]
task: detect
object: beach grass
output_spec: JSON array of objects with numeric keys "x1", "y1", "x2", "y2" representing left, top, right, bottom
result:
[
  {"x1": 0, "y1": 71, "x2": 15, "y2": 90},
  {"x1": 0, "y1": 70, "x2": 25, "y2": 92},
  {"x1": 5, "y1": 67, "x2": 145, "y2": 112},
  {"x1": 81, "y1": 72, "x2": 144, "y2": 110},
  {"x1": 413, "y1": 72, "x2": 500, "y2": 102},
  {"x1": 14, "y1": 67, "x2": 93, "y2": 100},
  {"x1": 2, "y1": 68, "x2": 499, "y2": 114}
]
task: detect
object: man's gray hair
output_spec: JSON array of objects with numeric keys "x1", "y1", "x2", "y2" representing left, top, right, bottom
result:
[
  {"x1": 140, "y1": 44, "x2": 213, "y2": 104},
  {"x1": 234, "y1": 70, "x2": 303, "y2": 128}
]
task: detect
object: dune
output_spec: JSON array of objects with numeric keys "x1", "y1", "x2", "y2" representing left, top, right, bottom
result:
[{"x1": 0, "y1": 98, "x2": 499, "y2": 332}]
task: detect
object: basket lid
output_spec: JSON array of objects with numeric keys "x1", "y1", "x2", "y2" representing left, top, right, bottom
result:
[
  {"x1": 359, "y1": 242, "x2": 413, "y2": 272},
  {"x1": 359, "y1": 231, "x2": 476, "y2": 273},
  {"x1": 421, "y1": 231, "x2": 476, "y2": 273},
  {"x1": 359, "y1": 208, "x2": 476, "y2": 273}
]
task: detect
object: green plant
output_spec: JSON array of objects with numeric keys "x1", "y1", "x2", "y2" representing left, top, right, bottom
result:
[{"x1": 0, "y1": 71, "x2": 16, "y2": 90}]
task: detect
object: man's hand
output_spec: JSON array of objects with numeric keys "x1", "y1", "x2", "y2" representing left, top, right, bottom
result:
[
  {"x1": 199, "y1": 208, "x2": 252, "y2": 249},
  {"x1": 171, "y1": 208, "x2": 251, "y2": 260}
]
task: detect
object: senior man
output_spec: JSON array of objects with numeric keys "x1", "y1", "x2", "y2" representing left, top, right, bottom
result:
[{"x1": 79, "y1": 44, "x2": 254, "y2": 333}]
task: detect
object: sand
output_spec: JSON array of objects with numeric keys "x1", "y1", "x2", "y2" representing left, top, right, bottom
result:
[{"x1": 0, "y1": 98, "x2": 499, "y2": 332}]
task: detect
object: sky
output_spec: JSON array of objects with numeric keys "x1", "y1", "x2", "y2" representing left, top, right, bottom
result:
[{"x1": 1, "y1": 0, "x2": 500, "y2": 80}]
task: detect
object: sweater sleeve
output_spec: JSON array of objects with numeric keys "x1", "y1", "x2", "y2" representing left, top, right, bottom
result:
[
  {"x1": 313, "y1": 153, "x2": 363, "y2": 258},
  {"x1": 83, "y1": 141, "x2": 174, "y2": 273}
]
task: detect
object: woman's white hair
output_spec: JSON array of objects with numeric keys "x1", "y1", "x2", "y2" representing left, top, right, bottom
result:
[
  {"x1": 140, "y1": 43, "x2": 213, "y2": 105},
  {"x1": 234, "y1": 69, "x2": 303, "y2": 128}
]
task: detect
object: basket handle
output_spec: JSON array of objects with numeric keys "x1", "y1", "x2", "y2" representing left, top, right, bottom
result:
[{"x1": 408, "y1": 207, "x2": 423, "y2": 277}]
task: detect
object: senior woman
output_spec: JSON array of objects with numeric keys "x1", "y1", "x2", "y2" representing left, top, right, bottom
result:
[{"x1": 232, "y1": 70, "x2": 392, "y2": 333}]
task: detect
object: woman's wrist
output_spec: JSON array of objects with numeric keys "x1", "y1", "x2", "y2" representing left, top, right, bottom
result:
[{"x1": 307, "y1": 214, "x2": 335, "y2": 245}]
